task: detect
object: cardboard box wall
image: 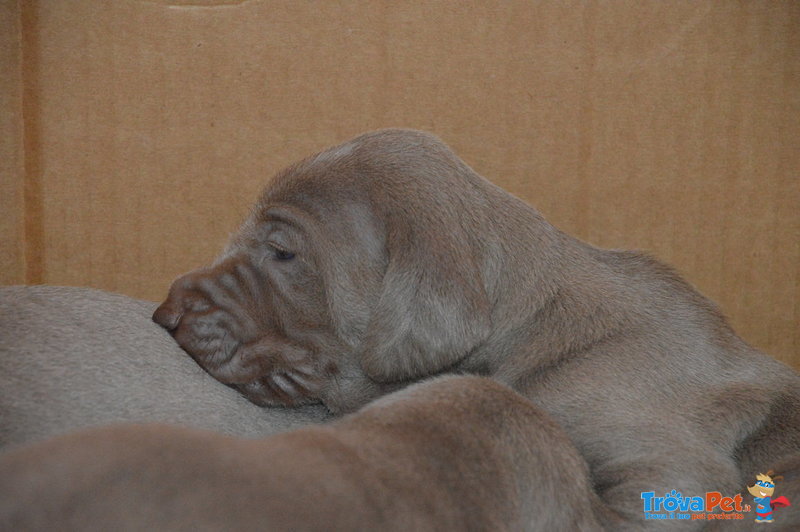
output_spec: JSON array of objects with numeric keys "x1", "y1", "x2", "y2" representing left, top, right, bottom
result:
[{"x1": 1, "y1": 0, "x2": 798, "y2": 368}]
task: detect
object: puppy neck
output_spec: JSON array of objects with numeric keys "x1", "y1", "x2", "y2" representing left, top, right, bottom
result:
[{"x1": 466, "y1": 194, "x2": 636, "y2": 385}]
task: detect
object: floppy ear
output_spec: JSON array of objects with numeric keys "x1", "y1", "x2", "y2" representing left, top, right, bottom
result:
[{"x1": 359, "y1": 218, "x2": 492, "y2": 383}]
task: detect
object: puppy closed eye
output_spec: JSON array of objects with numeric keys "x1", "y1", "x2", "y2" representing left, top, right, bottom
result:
[{"x1": 267, "y1": 242, "x2": 295, "y2": 261}]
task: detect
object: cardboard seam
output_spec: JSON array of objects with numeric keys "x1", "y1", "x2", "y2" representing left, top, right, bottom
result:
[
  {"x1": 139, "y1": 0, "x2": 253, "y2": 9},
  {"x1": 19, "y1": 0, "x2": 43, "y2": 284}
]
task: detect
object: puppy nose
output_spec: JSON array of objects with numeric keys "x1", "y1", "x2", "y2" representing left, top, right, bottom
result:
[{"x1": 153, "y1": 299, "x2": 183, "y2": 331}]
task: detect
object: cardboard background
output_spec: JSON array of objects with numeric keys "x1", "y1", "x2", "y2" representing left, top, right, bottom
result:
[
  {"x1": 0, "y1": 0, "x2": 23, "y2": 285},
  {"x1": 2, "y1": 1, "x2": 798, "y2": 368}
]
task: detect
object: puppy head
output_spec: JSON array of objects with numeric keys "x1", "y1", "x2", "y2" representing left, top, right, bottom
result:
[{"x1": 154, "y1": 129, "x2": 492, "y2": 412}]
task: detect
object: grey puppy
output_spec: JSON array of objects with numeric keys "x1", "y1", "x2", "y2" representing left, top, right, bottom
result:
[
  {"x1": 0, "y1": 375, "x2": 611, "y2": 531},
  {"x1": 0, "y1": 285, "x2": 329, "y2": 448},
  {"x1": 153, "y1": 129, "x2": 800, "y2": 528}
]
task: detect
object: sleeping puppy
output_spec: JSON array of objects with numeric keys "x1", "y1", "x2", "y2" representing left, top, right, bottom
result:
[
  {"x1": 0, "y1": 375, "x2": 610, "y2": 531},
  {"x1": 154, "y1": 129, "x2": 800, "y2": 528},
  {"x1": 0, "y1": 286, "x2": 329, "y2": 448}
]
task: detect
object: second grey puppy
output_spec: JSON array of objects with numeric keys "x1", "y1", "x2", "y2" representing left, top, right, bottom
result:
[
  {"x1": 0, "y1": 375, "x2": 611, "y2": 531},
  {"x1": 0, "y1": 285, "x2": 329, "y2": 448}
]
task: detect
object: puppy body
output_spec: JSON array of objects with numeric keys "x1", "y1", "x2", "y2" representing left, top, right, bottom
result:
[
  {"x1": 0, "y1": 375, "x2": 608, "y2": 531},
  {"x1": 0, "y1": 286, "x2": 329, "y2": 448},
  {"x1": 154, "y1": 129, "x2": 800, "y2": 529}
]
